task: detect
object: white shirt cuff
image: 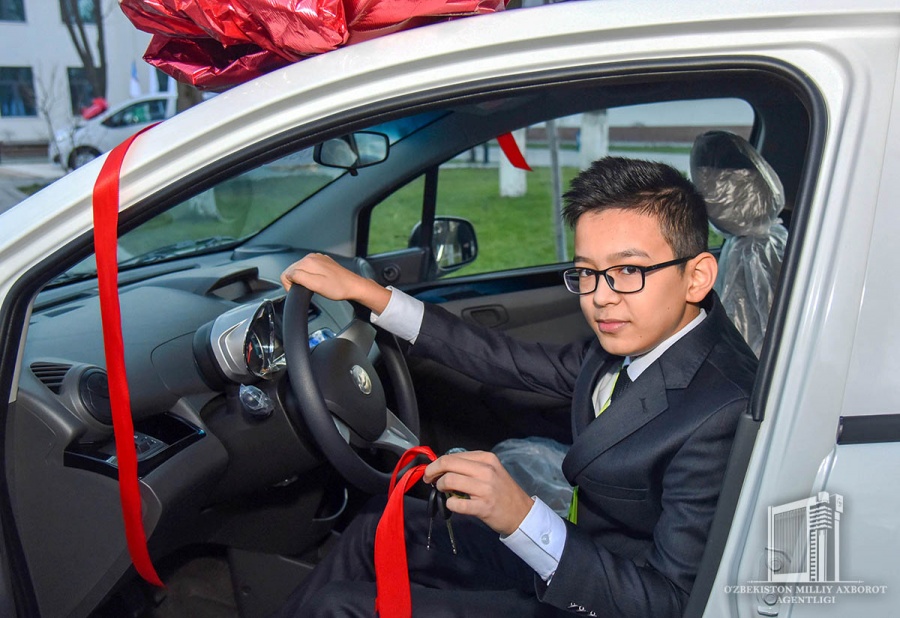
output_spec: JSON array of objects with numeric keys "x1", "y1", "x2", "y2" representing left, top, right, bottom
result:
[
  {"x1": 369, "y1": 286, "x2": 425, "y2": 344},
  {"x1": 500, "y1": 497, "x2": 566, "y2": 582}
]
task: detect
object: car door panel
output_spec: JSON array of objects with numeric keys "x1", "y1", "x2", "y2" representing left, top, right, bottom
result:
[{"x1": 434, "y1": 280, "x2": 589, "y2": 345}]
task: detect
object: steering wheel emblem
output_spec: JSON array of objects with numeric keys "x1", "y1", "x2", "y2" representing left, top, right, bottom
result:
[{"x1": 350, "y1": 365, "x2": 373, "y2": 395}]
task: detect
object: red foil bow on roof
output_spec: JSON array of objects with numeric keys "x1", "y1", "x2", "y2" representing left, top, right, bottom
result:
[{"x1": 120, "y1": 0, "x2": 506, "y2": 90}]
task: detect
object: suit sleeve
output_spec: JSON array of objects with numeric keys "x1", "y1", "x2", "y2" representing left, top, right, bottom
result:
[
  {"x1": 535, "y1": 398, "x2": 746, "y2": 617},
  {"x1": 410, "y1": 303, "x2": 592, "y2": 400}
]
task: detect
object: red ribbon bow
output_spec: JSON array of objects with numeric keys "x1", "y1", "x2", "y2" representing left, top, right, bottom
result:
[{"x1": 374, "y1": 445, "x2": 438, "y2": 617}]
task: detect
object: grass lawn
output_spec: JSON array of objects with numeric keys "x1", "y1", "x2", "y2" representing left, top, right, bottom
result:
[{"x1": 370, "y1": 166, "x2": 579, "y2": 277}]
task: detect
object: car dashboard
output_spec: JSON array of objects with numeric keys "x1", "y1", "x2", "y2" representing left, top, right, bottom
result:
[{"x1": 10, "y1": 246, "x2": 360, "y2": 617}]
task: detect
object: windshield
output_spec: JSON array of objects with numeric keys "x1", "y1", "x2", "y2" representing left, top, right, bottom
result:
[
  {"x1": 120, "y1": 148, "x2": 337, "y2": 263},
  {"x1": 50, "y1": 111, "x2": 443, "y2": 286}
]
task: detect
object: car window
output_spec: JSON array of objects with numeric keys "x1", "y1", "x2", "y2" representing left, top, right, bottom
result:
[
  {"x1": 368, "y1": 99, "x2": 753, "y2": 278},
  {"x1": 114, "y1": 148, "x2": 342, "y2": 257},
  {"x1": 50, "y1": 148, "x2": 345, "y2": 284},
  {"x1": 367, "y1": 176, "x2": 426, "y2": 252},
  {"x1": 49, "y1": 112, "x2": 446, "y2": 286},
  {"x1": 147, "y1": 99, "x2": 167, "y2": 121},
  {"x1": 103, "y1": 100, "x2": 167, "y2": 128}
]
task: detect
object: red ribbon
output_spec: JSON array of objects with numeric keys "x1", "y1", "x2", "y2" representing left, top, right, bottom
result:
[
  {"x1": 497, "y1": 132, "x2": 532, "y2": 171},
  {"x1": 374, "y1": 445, "x2": 438, "y2": 617},
  {"x1": 92, "y1": 126, "x2": 164, "y2": 587}
]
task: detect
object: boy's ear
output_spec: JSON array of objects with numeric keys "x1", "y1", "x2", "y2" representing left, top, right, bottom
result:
[{"x1": 685, "y1": 252, "x2": 718, "y2": 303}]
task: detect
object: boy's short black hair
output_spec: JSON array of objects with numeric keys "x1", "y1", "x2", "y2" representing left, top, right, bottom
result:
[{"x1": 562, "y1": 157, "x2": 709, "y2": 259}]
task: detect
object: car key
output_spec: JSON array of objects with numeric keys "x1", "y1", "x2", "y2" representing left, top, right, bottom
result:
[
  {"x1": 436, "y1": 488, "x2": 458, "y2": 555},
  {"x1": 426, "y1": 491, "x2": 436, "y2": 550},
  {"x1": 443, "y1": 511, "x2": 458, "y2": 555},
  {"x1": 427, "y1": 485, "x2": 458, "y2": 554}
]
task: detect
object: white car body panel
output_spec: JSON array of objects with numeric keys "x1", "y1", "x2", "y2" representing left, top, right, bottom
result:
[{"x1": 2, "y1": 1, "x2": 900, "y2": 615}]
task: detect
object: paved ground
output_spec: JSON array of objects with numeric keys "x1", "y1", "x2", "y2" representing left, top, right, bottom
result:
[{"x1": 0, "y1": 160, "x2": 65, "y2": 215}]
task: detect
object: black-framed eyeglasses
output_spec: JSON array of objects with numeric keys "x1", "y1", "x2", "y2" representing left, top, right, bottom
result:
[{"x1": 562, "y1": 256, "x2": 695, "y2": 295}]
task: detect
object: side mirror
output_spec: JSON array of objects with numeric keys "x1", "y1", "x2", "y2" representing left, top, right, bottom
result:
[
  {"x1": 409, "y1": 216, "x2": 478, "y2": 277},
  {"x1": 313, "y1": 131, "x2": 389, "y2": 176}
]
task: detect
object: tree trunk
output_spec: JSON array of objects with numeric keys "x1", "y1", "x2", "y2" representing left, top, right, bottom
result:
[
  {"x1": 176, "y1": 81, "x2": 204, "y2": 113},
  {"x1": 60, "y1": 0, "x2": 107, "y2": 100}
]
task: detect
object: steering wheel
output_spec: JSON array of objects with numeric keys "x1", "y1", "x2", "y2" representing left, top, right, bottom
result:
[{"x1": 282, "y1": 284, "x2": 420, "y2": 493}]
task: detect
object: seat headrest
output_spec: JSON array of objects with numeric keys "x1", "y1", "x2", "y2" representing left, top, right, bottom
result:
[{"x1": 690, "y1": 131, "x2": 785, "y2": 237}]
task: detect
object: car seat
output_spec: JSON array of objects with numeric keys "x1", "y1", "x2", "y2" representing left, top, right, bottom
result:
[{"x1": 690, "y1": 131, "x2": 788, "y2": 357}]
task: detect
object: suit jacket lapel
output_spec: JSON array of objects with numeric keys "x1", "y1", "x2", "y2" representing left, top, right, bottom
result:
[{"x1": 563, "y1": 362, "x2": 669, "y2": 481}]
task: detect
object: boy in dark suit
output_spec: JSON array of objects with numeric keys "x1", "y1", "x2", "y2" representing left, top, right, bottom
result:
[{"x1": 278, "y1": 157, "x2": 758, "y2": 617}]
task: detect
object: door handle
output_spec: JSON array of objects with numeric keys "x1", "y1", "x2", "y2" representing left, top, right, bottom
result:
[{"x1": 461, "y1": 305, "x2": 509, "y2": 328}]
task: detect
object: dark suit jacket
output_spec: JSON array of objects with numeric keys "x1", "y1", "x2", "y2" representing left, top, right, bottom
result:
[{"x1": 409, "y1": 292, "x2": 757, "y2": 617}]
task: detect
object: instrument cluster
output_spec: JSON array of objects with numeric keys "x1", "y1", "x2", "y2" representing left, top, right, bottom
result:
[
  {"x1": 204, "y1": 296, "x2": 337, "y2": 384},
  {"x1": 206, "y1": 298, "x2": 287, "y2": 383}
]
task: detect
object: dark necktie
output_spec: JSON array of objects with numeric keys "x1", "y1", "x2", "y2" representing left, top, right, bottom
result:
[
  {"x1": 595, "y1": 362, "x2": 631, "y2": 418},
  {"x1": 610, "y1": 364, "x2": 632, "y2": 404}
]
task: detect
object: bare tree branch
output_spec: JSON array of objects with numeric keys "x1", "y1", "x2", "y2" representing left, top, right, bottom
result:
[{"x1": 34, "y1": 65, "x2": 72, "y2": 171}]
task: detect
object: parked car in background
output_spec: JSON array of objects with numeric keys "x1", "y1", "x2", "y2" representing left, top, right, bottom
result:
[
  {"x1": 2, "y1": 1, "x2": 900, "y2": 617},
  {"x1": 49, "y1": 93, "x2": 177, "y2": 171}
]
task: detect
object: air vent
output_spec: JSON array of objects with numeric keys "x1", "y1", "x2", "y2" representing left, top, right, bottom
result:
[
  {"x1": 31, "y1": 362, "x2": 72, "y2": 394},
  {"x1": 79, "y1": 368, "x2": 112, "y2": 425}
]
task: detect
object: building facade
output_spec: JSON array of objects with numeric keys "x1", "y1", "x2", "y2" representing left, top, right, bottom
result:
[{"x1": 0, "y1": 0, "x2": 152, "y2": 150}]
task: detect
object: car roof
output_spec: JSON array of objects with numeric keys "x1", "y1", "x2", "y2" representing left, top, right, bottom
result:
[{"x1": 4, "y1": 0, "x2": 896, "y2": 246}]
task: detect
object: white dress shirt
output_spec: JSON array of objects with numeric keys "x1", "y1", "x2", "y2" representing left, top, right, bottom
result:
[{"x1": 371, "y1": 286, "x2": 707, "y2": 582}]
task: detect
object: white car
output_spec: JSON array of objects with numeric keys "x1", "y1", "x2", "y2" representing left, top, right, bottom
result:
[
  {"x1": 2, "y1": 1, "x2": 899, "y2": 616},
  {"x1": 49, "y1": 94, "x2": 177, "y2": 170}
]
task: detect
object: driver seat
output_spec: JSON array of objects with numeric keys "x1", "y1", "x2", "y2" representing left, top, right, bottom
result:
[{"x1": 689, "y1": 131, "x2": 788, "y2": 356}]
